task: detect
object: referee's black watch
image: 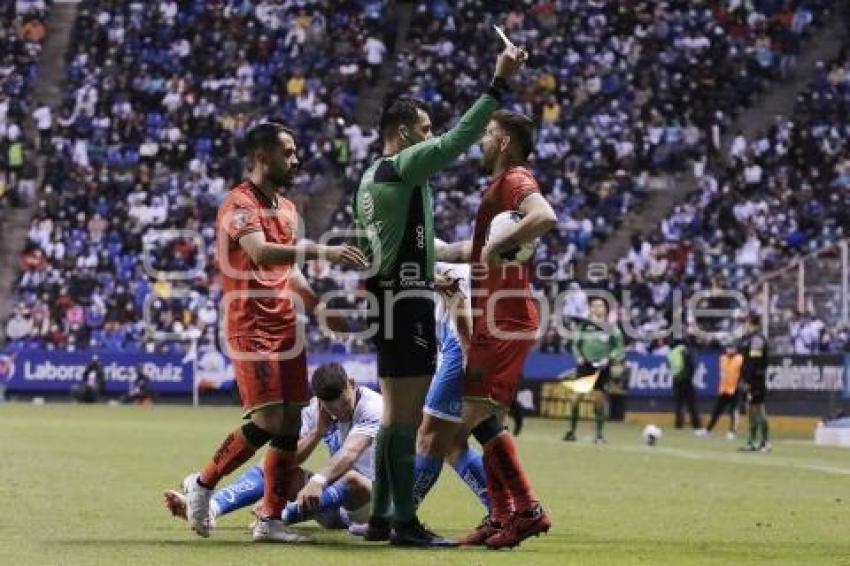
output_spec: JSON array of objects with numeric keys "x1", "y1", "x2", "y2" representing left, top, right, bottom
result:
[{"x1": 487, "y1": 77, "x2": 511, "y2": 101}]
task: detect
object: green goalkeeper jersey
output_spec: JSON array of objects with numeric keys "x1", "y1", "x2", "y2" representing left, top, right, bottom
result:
[
  {"x1": 354, "y1": 94, "x2": 498, "y2": 284},
  {"x1": 572, "y1": 319, "x2": 625, "y2": 366}
]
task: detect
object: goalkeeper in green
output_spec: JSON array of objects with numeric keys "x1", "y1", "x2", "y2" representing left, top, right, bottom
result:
[
  {"x1": 563, "y1": 297, "x2": 625, "y2": 443},
  {"x1": 352, "y1": 44, "x2": 527, "y2": 546}
]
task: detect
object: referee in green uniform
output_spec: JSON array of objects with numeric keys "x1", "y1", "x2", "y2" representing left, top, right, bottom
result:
[
  {"x1": 739, "y1": 314, "x2": 772, "y2": 452},
  {"x1": 353, "y1": 44, "x2": 527, "y2": 545},
  {"x1": 563, "y1": 297, "x2": 625, "y2": 443}
]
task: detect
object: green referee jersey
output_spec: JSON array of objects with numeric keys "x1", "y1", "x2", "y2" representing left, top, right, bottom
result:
[
  {"x1": 741, "y1": 331, "x2": 769, "y2": 382},
  {"x1": 354, "y1": 94, "x2": 498, "y2": 283},
  {"x1": 572, "y1": 320, "x2": 625, "y2": 366}
]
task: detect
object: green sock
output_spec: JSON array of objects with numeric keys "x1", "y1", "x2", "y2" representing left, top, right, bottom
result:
[
  {"x1": 370, "y1": 426, "x2": 391, "y2": 519},
  {"x1": 594, "y1": 404, "x2": 605, "y2": 438},
  {"x1": 387, "y1": 424, "x2": 417, "y2": 524},
  {"x1": 569, "y1": 402, "x2": 580, "y2": 434},
  {"x1": 748, "y1": 415, "x2": 758, "y2": 445},
  {"x1": 760, "y1": 415, "x2": 770, "y2": 444}
]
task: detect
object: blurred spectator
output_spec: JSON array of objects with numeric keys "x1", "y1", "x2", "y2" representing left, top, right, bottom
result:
[
  {"x1": 71, "y1": 354, "x2": 105, "y2": 403},
  {"x1": 121, "y1": 363, "x2": 152, "y2": 404}
]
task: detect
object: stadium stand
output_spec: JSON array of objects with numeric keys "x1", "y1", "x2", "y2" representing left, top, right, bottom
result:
[
  {"x1": 603, "y1": 34, "x2": 850, "y2": 355},
  {"x1": 2, "y1": 0, "x2": 846, "y2": 359},
  {"x1": 0, "y1": 0, "x2": 49, "y2": 211},
  {"x1": 4, "y1": 0, "x2": 391, "y2": 354}
]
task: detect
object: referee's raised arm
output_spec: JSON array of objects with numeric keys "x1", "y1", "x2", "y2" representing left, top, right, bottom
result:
[{"x1": 395, "y1": 45, "x2": 528, "y2": 187}]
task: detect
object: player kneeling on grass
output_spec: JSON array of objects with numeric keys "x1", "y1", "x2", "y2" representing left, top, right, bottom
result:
[{"x1": 164, "y1": 363, "x2": 380, "y2": 534}]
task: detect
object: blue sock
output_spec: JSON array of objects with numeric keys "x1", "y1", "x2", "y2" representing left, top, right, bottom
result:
[
  {"x1": 282, "y1": 478, "x2": 350, "y2": 524},
  {"x1": 210, "y1": 465, "x2": 264, "y2": 518},
  {"x1": 452, "y1": 447, "x2": 491, "y2": 511},
  {"x1": 413, "y1": 453, "x2": 444, "y2": 506}
]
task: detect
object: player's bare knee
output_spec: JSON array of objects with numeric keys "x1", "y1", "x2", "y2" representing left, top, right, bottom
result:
[
  {"x1": 417, "y1": 415, "x2": 455, "y2": 456},
  {"x1": 342, "y1": 471, "x2": 371, "y2": 506},
  {"x1": 446, "y1": 429, "x2": 470, "y2": 465},
  {"x1": 416, "y1": 426, "x2": 437, "y2": 456}
]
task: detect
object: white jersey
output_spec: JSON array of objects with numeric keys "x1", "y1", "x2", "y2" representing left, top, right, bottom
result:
[
  {"x1": 299, "y1": 386, "x2": 382, "y2": 479},
  {"x1": 434, "y1": 262, "x2": 470, "y2": 346}
]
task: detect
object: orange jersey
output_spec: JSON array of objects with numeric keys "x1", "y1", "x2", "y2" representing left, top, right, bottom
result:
[
  {"x1": 216, "y1": 181, "x2": 299, "y2": 350},
  {"x1": 719, "y1": 353, "x2": 743, "y2": 395},
  {"x1": 470, "y1": 166, "x2": 540, "y2": 338}
]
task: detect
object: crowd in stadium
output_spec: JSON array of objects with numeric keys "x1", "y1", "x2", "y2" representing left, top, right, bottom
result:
[
  {"x1": 5, "y1": 0, "x2": 392, "y2": 354},
  {"x1": 0, "y1": 0, "x2": 48, "y2": 211},
  {"x1": 394, "y1": 0, "x2": 827, "y2": 261},
  {"x1": 602, "y1": 36, "x2": 850, "y2": 355},
  {"x1": 4, "y1": 0, "x2": 850, "y2": 359},
  {"x1": 391, "y1": 0, "x2": 843, "y2": 355}
]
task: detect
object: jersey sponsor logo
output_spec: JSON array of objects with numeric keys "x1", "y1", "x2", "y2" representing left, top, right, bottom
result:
[{"x1": 416, "y1": 225, "x2": 425, "y2": 249}]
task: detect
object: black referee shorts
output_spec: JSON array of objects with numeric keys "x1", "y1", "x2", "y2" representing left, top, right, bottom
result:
[
  {"x1": 367, "y1": 281, "x2": 437, "y2": 379},
  {"x1": 748, "y1": 376, "x2": 767, "y2": 404}
]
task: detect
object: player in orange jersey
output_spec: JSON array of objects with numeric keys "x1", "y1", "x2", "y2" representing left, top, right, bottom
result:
[{"x1": 181, "y1": 121, "x2": 367, "y2": 544}]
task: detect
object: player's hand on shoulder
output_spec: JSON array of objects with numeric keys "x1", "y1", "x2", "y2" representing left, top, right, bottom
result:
[{"x1": 325, "y1": 244, "x2": 369, "y2": 269}]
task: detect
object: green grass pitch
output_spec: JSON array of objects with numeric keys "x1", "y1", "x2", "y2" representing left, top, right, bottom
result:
[{"x1": 1, "y1": 404, "x2": 849, "y2": 565}]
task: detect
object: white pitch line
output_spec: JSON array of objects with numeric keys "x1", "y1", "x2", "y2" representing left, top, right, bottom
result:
[{"x1": 567, "y1": 441, "x2": 850, "y2": 477}]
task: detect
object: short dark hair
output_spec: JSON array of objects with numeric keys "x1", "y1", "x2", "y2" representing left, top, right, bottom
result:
[
  {"x1": 243, "y1": 121, "x2": 295, "y2": 160},
  {"x1": 378, "y1": 95, "x2": 428, "y2": 137},
  {"x1": 492, "y1": 109, "x2": 535, "y2": 160},
  {"x1": 311, "y1": 363, "x2": 350, "y2": 401}
]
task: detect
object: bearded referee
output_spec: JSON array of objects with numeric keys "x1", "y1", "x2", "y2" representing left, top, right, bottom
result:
[{"x1": 353, "y1": 43, "x2": 527, "y2": 546}]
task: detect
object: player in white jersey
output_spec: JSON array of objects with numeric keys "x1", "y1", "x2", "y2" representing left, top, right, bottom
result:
[{"x1": 164, "y1": 363, "x2": 381, "y2": 531}]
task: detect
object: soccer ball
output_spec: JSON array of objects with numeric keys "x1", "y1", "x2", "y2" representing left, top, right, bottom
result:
[
  {"x1": 642, "y1": 424, "x2": 662, "y2": 446},
  {"x1": 486, "y1": 211, "x2": 537, "y2": 263}
]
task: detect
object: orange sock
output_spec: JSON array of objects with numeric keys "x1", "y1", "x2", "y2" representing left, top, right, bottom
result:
[
  {"x1": 199, "y1": 429, "x2": 259, "y2": 488},
  {"x1": 483, "y1": 445, "x2": 514, "y2": 524},
  {"x1": 486, "y1": 432, "x2": 539, "y2": 514},
  {"x1": 260, "y1": 447, "x2": 298, "y2": 518}
]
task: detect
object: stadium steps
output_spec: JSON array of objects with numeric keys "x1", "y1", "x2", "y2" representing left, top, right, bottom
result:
[
  {"x1": 301, "y1": 1, "x2": 414, "y2": 240},
  {"x1": 0, "y1": 1, "x2": 78, "y2": 343},
  {"x1": 579, "y1": 13, "x2": 848, "y2": 276}
]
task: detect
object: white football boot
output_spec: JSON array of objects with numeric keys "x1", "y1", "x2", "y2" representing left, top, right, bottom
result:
[
  {"x1": 182, "y1": 473, "x2": 213, "y2": 538},
  {"x1": 252, "y1": 518, "x2": 315, "y2": 543}
]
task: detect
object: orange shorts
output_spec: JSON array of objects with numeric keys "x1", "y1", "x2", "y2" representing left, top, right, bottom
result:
[
  {"x1": 228, "y1": 336, "x2": 309, "y2": 416},
  {"x1": 463, "y1": 332, "x2": 534, "y2": 407}
]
